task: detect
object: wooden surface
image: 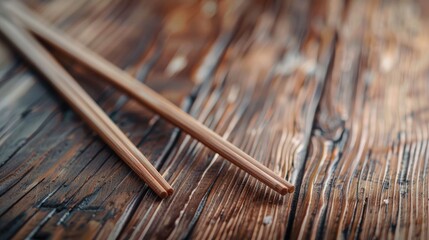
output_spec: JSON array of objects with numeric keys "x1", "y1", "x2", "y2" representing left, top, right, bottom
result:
[{"x1": 0, "y1": 0, "x2": 428, "y2": 239}]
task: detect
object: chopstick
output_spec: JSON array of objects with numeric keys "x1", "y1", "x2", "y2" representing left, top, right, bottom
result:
[
  {"x1": 0, "y1": 14, "x2": 173, "y2": 198},
  {"x1": 4, "y1": 2, "x2": 294, "y2": 194}
]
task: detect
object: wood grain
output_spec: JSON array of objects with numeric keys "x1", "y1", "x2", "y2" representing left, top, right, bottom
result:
[
  {"x1": 0, "y1": 0, "x2": 428, "y2": 239},
  {"x1": 0, "y1": 14, "x2": 172, "y2": 198},
  {"x1": 2, "y1": 1, "x2": 293, "y2": 195}
]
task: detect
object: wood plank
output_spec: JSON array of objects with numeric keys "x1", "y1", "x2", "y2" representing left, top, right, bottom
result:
[{"x1": 0, "y1": 0, "x2": 428, "y2": 239}]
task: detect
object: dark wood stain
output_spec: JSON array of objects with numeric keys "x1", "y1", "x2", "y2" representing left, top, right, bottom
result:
[{"x1": 1, "y1": 0, "x2": 428, "y2": 239}]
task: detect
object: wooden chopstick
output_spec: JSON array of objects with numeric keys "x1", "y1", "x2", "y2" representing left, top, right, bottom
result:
[
  {"x1": 4, "y1": 2, "x2": 294, "y2": 194},
  {"x1": 0, "y1": 14, "x2": 173, "y2": 198}
]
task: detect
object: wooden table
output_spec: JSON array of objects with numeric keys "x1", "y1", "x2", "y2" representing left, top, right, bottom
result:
[{"x1": 1, "y1": 0, "x2": 428, "y2": 239}]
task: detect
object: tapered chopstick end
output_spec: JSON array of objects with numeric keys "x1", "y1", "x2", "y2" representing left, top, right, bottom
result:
[
  {"x1": 277, "y1": 184, "x2": 295, "y2": 195},
  {"x1": 158, "y1": 191, "x2": 169, "y2": 199},
  {"x1": 166, "y1": 187, "x2": 174, "y2": 196}
]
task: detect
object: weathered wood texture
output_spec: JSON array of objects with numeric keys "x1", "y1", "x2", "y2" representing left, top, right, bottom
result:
[{"x1": 0, "y1": 0, "x2": 428, "y2": 239}]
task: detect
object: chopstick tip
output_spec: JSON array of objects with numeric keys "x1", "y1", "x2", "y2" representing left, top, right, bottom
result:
[
  {"x1": 159, "y1": 191, "x2": 169, "y2": 198},
  {"x1": 166, "y1": 187, "x2": 174, "y2": 196},
  {"x1": 277, "y1": 184, "x2": 294, "y2": 195}
]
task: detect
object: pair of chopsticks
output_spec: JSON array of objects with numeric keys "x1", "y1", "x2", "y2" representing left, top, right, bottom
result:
[{"x1": 0, "y1": 2, "x2": 294, "y2": 197}]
